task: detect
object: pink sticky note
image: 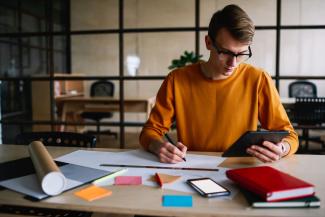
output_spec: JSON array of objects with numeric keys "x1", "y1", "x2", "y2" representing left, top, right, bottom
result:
[{"x1": 115, "y1": 176, "x2": 142, "y2": 185}]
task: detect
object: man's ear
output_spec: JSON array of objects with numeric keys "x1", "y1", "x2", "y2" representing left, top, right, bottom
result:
[{"x1": 205, "y1": 35, "x2": 213, "y2": 50}]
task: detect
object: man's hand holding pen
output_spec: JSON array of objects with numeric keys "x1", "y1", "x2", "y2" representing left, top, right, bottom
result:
[{"x1": 148, "y1": 136, "x2": 187, "y2": 164}]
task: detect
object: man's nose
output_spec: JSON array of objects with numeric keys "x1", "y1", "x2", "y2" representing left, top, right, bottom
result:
[{"x1": 226, "y1": 55, "x2": 237, "y2": 67}]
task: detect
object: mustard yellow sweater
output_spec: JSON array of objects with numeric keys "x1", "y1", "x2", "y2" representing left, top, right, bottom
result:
[{"x1": 140, "y1": 63, "x2": 298, "y2": 155}]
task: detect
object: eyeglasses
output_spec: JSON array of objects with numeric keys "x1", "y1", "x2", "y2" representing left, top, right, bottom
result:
[{"x1": 211, "y1": 41, "x2": 252, "y2": 63}]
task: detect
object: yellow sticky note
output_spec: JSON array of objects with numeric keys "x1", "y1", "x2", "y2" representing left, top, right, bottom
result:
[{"x1": 74, "y1": 185, "x2": 112, "y2": 201}]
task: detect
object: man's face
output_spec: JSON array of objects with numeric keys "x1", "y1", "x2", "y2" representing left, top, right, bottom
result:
[{"x1": 206, "y1": 28, "x2": 251, "y2": 77}]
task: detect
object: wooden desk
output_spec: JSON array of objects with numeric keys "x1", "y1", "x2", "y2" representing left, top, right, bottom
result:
[
  {"x1": 0, "y1": 145, "x2": 324, "y2": 217},
  {"x1": 56, "y1": 96, "x2": 156, "y2": 131}
]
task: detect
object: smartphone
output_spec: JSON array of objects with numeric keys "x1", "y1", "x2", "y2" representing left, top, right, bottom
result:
[{"x1": 187, "y1": 178, "x2": 230, "y2": 197}]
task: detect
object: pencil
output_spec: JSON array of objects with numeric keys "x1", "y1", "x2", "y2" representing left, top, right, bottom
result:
[{"x1": 164, "y1": 133, "x2": 187, "y2": 162}]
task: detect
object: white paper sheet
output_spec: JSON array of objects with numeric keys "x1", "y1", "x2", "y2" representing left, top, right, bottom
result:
[
  {"x1": 55, "y1": 149, "x2": 237, "y2": 198},
  {"x1": 55, "y1": 149, "x2": 225, "y2": 170}
]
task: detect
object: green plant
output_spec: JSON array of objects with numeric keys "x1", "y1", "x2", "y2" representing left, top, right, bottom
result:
[{"x1": 168, "y1": 51, "x2": 203, "y2": 70}]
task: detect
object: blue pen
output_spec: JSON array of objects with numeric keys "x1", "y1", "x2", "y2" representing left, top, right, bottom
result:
[{"x1": 164, "y1": 133, "x2": 187, "y2": 162}]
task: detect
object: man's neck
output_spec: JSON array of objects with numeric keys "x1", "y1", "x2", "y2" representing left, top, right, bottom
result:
[{"x1": 200, "y1": 62, "x2": 228, "y2": 80}]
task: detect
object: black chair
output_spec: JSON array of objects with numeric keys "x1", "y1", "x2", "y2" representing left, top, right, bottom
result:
[
  {"x1": 291, "y1": 97, "x2": 325, "y2": 154},
  {"x1": 80, "y1": 80, "x2": 118, "y2": 141},
  {"x1": 287, "y1": 80, "x2": 324, "y2": 153},
  {"x1": 16, "y1": 131, "x2": 96, "y2": 148},
  {"x1": 7, "y1": 131, "x2": 96, "y2": 217},
  {"x1": 289, "y1": 80, "x2": 317, "y2": 98}
]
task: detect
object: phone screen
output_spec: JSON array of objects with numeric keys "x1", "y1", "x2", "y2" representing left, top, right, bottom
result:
[
  {"x1": 187, "y1": 178, "x2": 230, "y2": 197},
  {"x1": 190, "y1": 179, "x2": 227, "y2": 194}
]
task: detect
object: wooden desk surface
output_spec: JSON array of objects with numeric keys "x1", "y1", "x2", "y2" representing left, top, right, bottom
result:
[{"x1": 0, "y1": 145, "x2": 324, "y2": 217}]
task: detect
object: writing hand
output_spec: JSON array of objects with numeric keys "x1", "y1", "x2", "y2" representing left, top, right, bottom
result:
[
  {"x1": 246, "y1": 141, "x2": 289, "y2": 163},
  {"x1": 149, "y1": 140, "x2": 187, "y2": 164}
]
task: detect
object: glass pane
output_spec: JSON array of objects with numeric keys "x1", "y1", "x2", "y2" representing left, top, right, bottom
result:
[
  {"x1": 279, "y1": 79, "x2": 325, "y2": 98},
  {"x1": 71, "y1": 34, "x2": 119, "y2": 76},
  {"x1": 55, "y1": 79, "x2": 121, "y2": 135},
  {"x1": 280, "y1": 30, "x2": 325, "y2": 76},
  {"x1": 0, "y1": 1, "x2": 19, "y2": 33},
  {"x1": 124, "y1": 80, "x2": 162, "y2": 99},
  {"x1": 124, "y1": 32, "x2": 195, "y2": 76},
  {"x1": 53, "y1": 36, "x2": 67, "y2": 73},
  {"x1": 124, "y1": 0, "x2": 195, "y2": 28},
  {"x1": 282, "y1": 0, "x2": 325, "y2": 25},
  {"x1": 199, "y1": 30, "x2": 276, "y2": 75},
  {"x1": 200, "y1": 0, "x2": 276, "y2": 27},
  {"x1": 199, "y1": 31, "x2": 210, "y2": 62},
  {"x1": 0, "y1": 38, "x2": 20, "y2": 77},
  {"x1": 0, "y1": 81, "x2": 26, "y2": 115},
  {"x1": 21, "y1": 36, "x2": 47, "y2": 76},
  {"x1": 71, "y1": 0, "x2": 118, "y2": 30},
  {"x1": 21, "y1": 0, "x2": 46, "y2": 32},
  {"x1": 123, "y1": 80, "x2": 161, "y2": 133},
  {"x1": 53, "y1": 0, "x2": 67, "y2": 32},
  {"x1": 247, "y1": 30, "x2": 276, "y2": 75},
  {"x1": 0, "y1": 79, "x2": 32, "y2": 143},
  {"x1": 21, "y1": 13, "x2": 44, "y2": 32}
]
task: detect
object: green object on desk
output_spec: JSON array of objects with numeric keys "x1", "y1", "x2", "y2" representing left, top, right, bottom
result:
[{"x1": 92, "y1": 168, "x2": 128, "y2": 185}]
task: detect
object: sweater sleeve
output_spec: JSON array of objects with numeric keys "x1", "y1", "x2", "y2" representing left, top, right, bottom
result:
[
  {"x1": 139, "y1": 72, "x2": 176, "y2": 150},
  {"x1": 258, "y1": 72, "x2": 299, "y2": 155}
]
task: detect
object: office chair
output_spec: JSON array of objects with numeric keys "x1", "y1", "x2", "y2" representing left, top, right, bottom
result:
[
  {"x1": 289, "y1": 80, "x2": 317, "y2": 98},
  {"x1": 291, "y1": 97, "x2": 325, "y2": 154},
  {"x1": 5, "y1": 131, "x2": 96, "y2": 217},
  {"x1": 80, "y1": 80, "x2": 118, "y2": 141},
  {"x1": 287, "y1": 80, "x2": 323, "y2": 152}
]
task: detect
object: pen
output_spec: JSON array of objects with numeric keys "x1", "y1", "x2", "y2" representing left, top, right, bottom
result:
[
  {"x1": 92, "y1": 168, "x2": 128, "y2": 185},
  {"x1": 99, "y1": 164, "x2": 218, "y2": 172},
  {"x1": 164, "y1": 133, "x2": 187, "y2": 162}
]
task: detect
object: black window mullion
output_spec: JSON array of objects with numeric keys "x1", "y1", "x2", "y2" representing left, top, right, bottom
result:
[
  {"x1": 119, "y1": 0, "x2": 125, "y2": 149},
  {"x1": 46, "y1": 0, "x2": 55, "y2": 131},
  {"x1": 195, "y1": 0, "x2": 200, "y2": 56},
  {"x1": 275, "y1": 0, "x2": 282, "y2": 91}
]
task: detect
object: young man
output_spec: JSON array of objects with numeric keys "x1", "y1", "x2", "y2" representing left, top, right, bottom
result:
[{"x1": 139, "y1": 4, "x2": 298, "y2": 163}]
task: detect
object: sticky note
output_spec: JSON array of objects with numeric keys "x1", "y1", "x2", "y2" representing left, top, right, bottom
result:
[
  {"x1": 115, "y1": 176, "x2": 142, "y2": 185},
  {"x1": 74, "y1": 185, "x2": 112, "y2": 201},
  {"x1": 162, "y1": 195, "x2": 193, "y2": 207}
]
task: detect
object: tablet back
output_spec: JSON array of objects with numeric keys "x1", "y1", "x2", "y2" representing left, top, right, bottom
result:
[{"x1": 222, "y1": 131, "x2": 289, "y2": 157}]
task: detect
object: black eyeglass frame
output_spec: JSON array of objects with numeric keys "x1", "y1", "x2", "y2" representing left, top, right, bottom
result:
[{"x1": 210, "y1": 40, "x2": 252, "y2": 62}]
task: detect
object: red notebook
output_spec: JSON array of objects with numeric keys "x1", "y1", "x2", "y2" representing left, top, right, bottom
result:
[{"x1": 226, "y1": 166, "x2": 315, "y2": 202}]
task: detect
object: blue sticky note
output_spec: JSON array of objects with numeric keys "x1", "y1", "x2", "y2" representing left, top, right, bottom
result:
[{"x1": 162, "y1": 195, "x2": 193, "y2": 207}]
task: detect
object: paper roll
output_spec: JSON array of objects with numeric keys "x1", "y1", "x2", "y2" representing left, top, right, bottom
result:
[{"x1": 28, "y1": 141, "x2": 66, "y2": 196}]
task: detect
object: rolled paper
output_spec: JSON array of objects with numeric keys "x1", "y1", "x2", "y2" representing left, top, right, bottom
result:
[{"x1": 28, "y1": 141, "x2": 66, "y2": 196}]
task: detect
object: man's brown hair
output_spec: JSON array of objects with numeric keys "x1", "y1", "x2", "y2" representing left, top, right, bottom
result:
[{"x1": 208, "y1": 4, "x2": 255, "y2": 43}]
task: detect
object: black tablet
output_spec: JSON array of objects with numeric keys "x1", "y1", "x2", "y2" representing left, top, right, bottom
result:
[{"x1": 222, "y1": 130, "x2": 289, "y2": 157}]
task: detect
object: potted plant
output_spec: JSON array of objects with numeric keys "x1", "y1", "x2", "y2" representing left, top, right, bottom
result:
[{"x1": 168, "y1": 51, "x2": 202, "y2": 70}]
